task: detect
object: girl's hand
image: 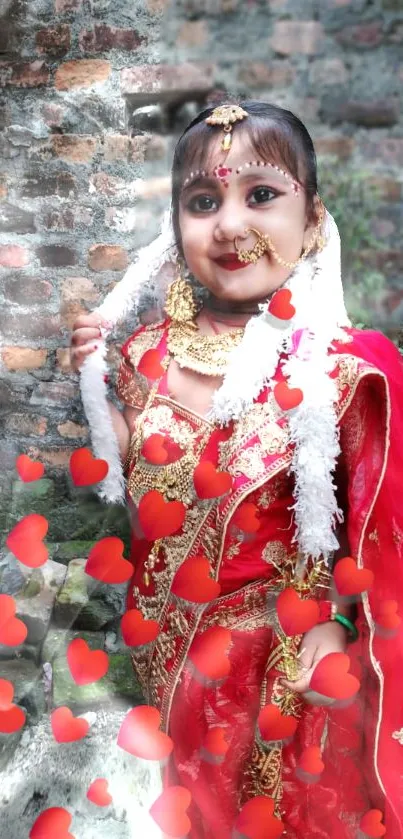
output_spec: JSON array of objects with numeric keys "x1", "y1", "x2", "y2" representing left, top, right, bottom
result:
[
  {"x1": 69, "y1": 313, "x2": 113, "y2": 373},
  {"x1": 281, "y1": 621, "x2": 349, "y2": 705}
]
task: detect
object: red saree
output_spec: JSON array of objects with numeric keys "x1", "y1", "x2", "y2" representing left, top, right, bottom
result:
[{"x1": 116, "y1": 320, "x2": 403, "y2": 838}]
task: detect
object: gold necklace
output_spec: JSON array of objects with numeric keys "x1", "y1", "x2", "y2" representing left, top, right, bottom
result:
[{"x1": 167, "y1": 319, "x2": 244, "y2": 377}]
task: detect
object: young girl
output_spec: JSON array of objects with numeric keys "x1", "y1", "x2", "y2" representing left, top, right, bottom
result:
[{"x1": 70, "y1": 101, "x2": 403, "y2": 837}]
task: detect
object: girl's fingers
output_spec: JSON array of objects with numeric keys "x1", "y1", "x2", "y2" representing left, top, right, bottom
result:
[
  {"x1": 70, "y1": 342, "x2": 99, "y2": 371},
  {"x1": 70, "y1": 326, "x2": 103, "y2": 347}
]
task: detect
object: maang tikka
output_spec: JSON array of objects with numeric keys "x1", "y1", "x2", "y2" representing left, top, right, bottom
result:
[{"x1": 205, "y1": 104, "x2": 249, "y2": 152}]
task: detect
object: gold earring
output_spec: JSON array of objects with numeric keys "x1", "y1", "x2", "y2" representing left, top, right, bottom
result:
[{"x1": 164, "y1": 260, "x2": 198, "y2": 325}]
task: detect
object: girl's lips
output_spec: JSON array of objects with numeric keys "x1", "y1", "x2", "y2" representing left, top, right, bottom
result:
[{"x1": 214, "y1": 256, "x2": 250, "y2": 271}]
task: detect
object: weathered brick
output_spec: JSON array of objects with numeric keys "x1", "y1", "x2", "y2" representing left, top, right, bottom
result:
[
  {"x1": 238, "y1": 60, "x2": 295, "y2": 88},
  {"x1": 88, "y1": 244, "x2": 128, "y2": 272},
  {"x1": 368, "y1": 177, "x2": 401, "y2": 203},
  {"x1": 57, "y1": 421, "x2": 89, "y2": 439},
  {"x1": 132, "y1": 176, "x2": 171, "y2": 199},
  {"x1": 315, "y1": 136, "x2": 354, "y2": 160},
  {"x1": 55, "y1": 0, "x2": 81, "y2": 11},
  {"x1": 146, "y1": 0, "x2": 170, "y2": 11},
  {"x1": 335, "y1": 21, "x2": 384, "y2": 48},
  {"x1": 60, "y1": 301, "x2": 90, "y2": 330},
  {"x1": 36, "y1": 245, "x2": 78, "y2": 268},
  {"x1": 0, "y1": 313, "x2": 62, "y2": 340},
  {"x1": 120, "y1": 63, "x2": 214, "y2": 103},
  {"x1": 4, "y1": 277, "x2": 53, "y2": 304},
  {"x1": 270, "y1": 22, "x2": 324, "y2": 56},
  {"x1": 104, "y1": 207, "x2": 137, "y2": 233},
  {"x1": 0, "y1": 203, "x2": 36, "y2": 234},
  {"x1": 103, "y1": 133, "x2": 129, "y2": 162},
  {"x1": 1, "y1": 347, "x2": 48, "y2": 371},
  {"x1": 310, "y1": 58, "x2": 348, "y2": 86},
  {"x1": 43, "y1": 207, "x2": 93, "y2": 231},
  {"x1": 129, "y1": 134, "x2": 167, "y2": 162},
  {"x1": 51, "y1": 134, "x2": 98, "y2": 163},
  {"x1": 328, "y1": 99, "x2": 399, "y2": 128},
  {"x1": 21, "y1": 172, "x2": 77, "y2": 199},
  {"x1": 362, "y1": 139, "x2": 403, "y2": 167},
  {"x1": 177, "y1": 21, "x2": 209, "y2": 46},
  {"x1": 41, "y1": 103, "x2": 65, "y2": 127},
  {"x1": 79, "y1": 25, "x2": 145, "y2": 52},
  {"x1": 0, "y1": 176, "x2": 8, "y2": 200},
  {"x1": 27, "y1": 446, "x2": 74, "y2": 468},
  {"x1": 55, "y1": 59, "x2": 111, "y2": 91},
  {"x1": 0, "y1": 60, "x2": 50, "y2": 87},
  {"x1": 61, "y1": 275, "x2": 100, "y2": 305},
  {"x1": 175, "y1": 0, "x2": 238, "y2": 12},
  {"x1": 56, "y1": 348, "x2": 74, "y2": 373},
  {"x1": 89, "y1": 172, "x2": 128, "y2": 196},
  {"x1": 0, "y1": 245, "x2": 30, "y2": 268},
  {"x1": 35, "y1": 25, "x2": 71, "y2": 56},
  {"x1": 4, "y1": 414, "x2": 48, "y2": 435},
  {"x1": 29, "y1": 381, "x2": 77, "y2": 406}
]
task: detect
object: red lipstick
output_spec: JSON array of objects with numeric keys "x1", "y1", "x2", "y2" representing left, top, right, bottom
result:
[{"x1": 214, "y1": 253, "x2": 250, "y2": 271}]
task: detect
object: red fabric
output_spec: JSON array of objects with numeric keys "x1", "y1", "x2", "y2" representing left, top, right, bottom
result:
[{"x1": 123, "y1": 326, "x2": 403, "y2": 837}]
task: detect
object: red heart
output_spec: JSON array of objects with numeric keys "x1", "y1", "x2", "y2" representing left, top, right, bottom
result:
[
  {"x1": 6, "y1": 513, "x2": 48, "y2": 568},
  {"x1": 202, "y1": 726, "x2": 229, "y2": 758},
  {"x1": 85, "y1": 537, "x2": 133, "y2": 584},
  {"x1": 374, "y1": 599, "x2": 401, "y2": 630},
  {"x1": 188, "y1": 626, "x2": 232, "y2": 681},
  {"x1": 193, "y1": 461, "x2": 233, "y2": 500},
  {"x1": 234, "y1": 795, "x2": 284, "y2": 839},
  {"x1": 276, "y1": 588, "x2": 320, "y2": 636},
  {"x1": 258, "y1": 703, "x2": 298, "y2": 743},
  {"x1": 232, "y1": 502, "x2": 261, "y2": 533},
  {"x1": 67, "y1": 638, "x2": 109, "y2": 685},
  {"x1": 297, "y1": 745, "x2": 325, "y2": 776},
  {"x1": 137, "y1": 348, "x2": 164, "y2": 380},
  {"x1": 117, "y1": 705, "x2": 173, "y2": 761},
  {"x1": 51, "y1": 706, "x2": 89, "y2": 743},
  {"x1": 69, "y1": 448, "x2": 109, "y2": 487},
  {"x1": 149, "y1": 786, "x2": 191, "y2": 837},
  {"x1": 16, "y1": 453, "x2": 45, "y2": 482},
  {"x1": 360, "y1": 809, "x2": 386, "y2": 837},
  {"x1": 141, "y1": 433, "x2": 168, "y2": 465},
  {"x1": 0, "y1": 678, "x2": 26, "y2": 733},
  {"x1": 310, "y1": 652, "x2": 360, "y2": 700},
  {"x1": 29, "y1": 807, "x2": 75, "y2": 839},
  {"x1": 274, "y1": 381, "x2": 303, "y2": 411},
  {"x1": 333, "y1": 556, "x2": 374, "y2": 598},
  {"x1": 121, "y1": 609, "x2": 160, "y2": 646},
  {"x1": 0, "y1": 594, "x2": 27, "y2": 645},
  {"x1": 171, "y1": 555, "x2": 221, "y2": 603},
  {"x1": 268, "y1": 288, "x2": 295, "y2": 321},
  {"x1": 138, "y1": 490, "x2": 186, "y2": 540},
  {"x1": 86, "y1": 778, "x2": 113, "y2": 807}
]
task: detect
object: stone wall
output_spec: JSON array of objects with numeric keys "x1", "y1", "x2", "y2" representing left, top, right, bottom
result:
[{"x1": 0, "y1": 1, "x2": 402, "y2": 833}]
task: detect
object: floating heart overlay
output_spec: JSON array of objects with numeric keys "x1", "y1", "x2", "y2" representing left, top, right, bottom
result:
[
  {"x1": 202, "y1": 726, "x2": 230, "y2": 759},
  {"x1": 234, "y1": 795, "x2": 285, "y2": 839},
  {"x1": 188, "y1": 626, "x2": 232, "y2": 682},
  {"x1": 137, "y1": 348, "x2": 164, "y2": 380},
  {"x1": 142, "y1": 433, "x2": 183, "y2": 465},
  {"x1": 67, "y1": 638, "x2": 109, "y2": 685},
  {"x1": 274, "y1": 381, "x2": 303, "y2": 412},
  {"x1": 121, "y1": 609, "x2": 160, "y2": 647},
  {"x1": 6, "y1": 513, "x2": 49, "y2": 568},
  {"x1": 296, "y1": 745, "x2": 325, "y2": 781},
  {"x1": 85, "y1": 536, "x2": 133, "y2": 584},
  {"x1": 69, "y1": 448, "x2": 109, "y2": 487},
  {"x1": 29, "y1": 807, "x2": 75, "y2": 839},
  {"x1": 138, "y1": 490, "x2": 186, "y2": 540},
  {"x1": 276, "y1": 588, "x2": 320, "y2": 636},
  {"x1": 149, "y1": 786, "x2": 192, "y2": 837},
  {"x1": 0, "y1": 594, "x2": 27, "y2": 645},
  {"x1": 268, "y1": 288, "x2": 296, "y2": 321},
  {"x1": 374, "y1": 599, "x2": 401, "y2": 631},
  {"x1": 117, "y1": 706, "x2": 173, "y2": 761},
  {"x1": 193, "y1": 461, "x2": 233, "y2": 500},
  {"x1": 51, "y1": 706, "x2": 89, "y2": 743},
  {"x1": 232, "y1": 502, "x2": 261, "y2": 533},
  {"x1": 310, "y1": 652, "x2": 360, "y2": 700},
  {"x1": 0, "y1": 678, "x2": 26, "y2": 734},
  {"x1": 86, "y1": 778, "x2": 113, "y2": 807},
  {"x1": 333, "y1": 556, "x2": 374, "y2": 598},
  {"x1": 258, "y1": 703, "x2": 298, "y2": 744},
  {"x1": 171, "y1": 555, "x2": 221, "y2": 603},
  {"x1": 16, "y1": 453, "x2": 45, "y2": 482},
  {"x1": 359, "y1": 809, "x2": 386, "y2": 838}
]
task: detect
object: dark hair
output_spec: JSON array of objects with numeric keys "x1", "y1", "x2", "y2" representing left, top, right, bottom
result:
[{"x1": 171, "y1": 99, "x2": 318, "y2": 258}]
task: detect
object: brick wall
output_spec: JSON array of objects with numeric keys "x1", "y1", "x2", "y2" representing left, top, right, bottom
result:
[{"x1": 1, "y1": 0, "x2": 402, "y2": 540}]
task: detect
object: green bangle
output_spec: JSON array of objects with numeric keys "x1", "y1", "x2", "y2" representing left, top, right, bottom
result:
[{"x1": 333, "y1": 613, "x2": 359, "y2": 642}]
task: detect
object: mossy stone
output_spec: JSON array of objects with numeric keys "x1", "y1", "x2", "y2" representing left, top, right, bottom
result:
[{"x1": 52, "y1": 651, "x2": 144, "y2": 710}]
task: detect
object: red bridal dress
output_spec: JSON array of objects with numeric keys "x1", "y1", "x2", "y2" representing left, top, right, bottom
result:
[{"x1": 116, "y1": 318, "x2": 403, "y2": 838}]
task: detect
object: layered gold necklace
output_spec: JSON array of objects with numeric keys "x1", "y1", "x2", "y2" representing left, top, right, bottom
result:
[{"x1": 167, "y1": 319, "x2": 244, "y2": 377}]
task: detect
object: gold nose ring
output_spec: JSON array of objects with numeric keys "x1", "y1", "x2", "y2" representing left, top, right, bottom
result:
[{"x1": 234, "y1": 227, "x2": 271, "y2": 264}]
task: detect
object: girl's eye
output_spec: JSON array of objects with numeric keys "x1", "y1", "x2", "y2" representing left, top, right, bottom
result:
[
  {"x1": 186, "y1": 194, "x2": 218, "y2": 213},
  {"x1": 249, "y1": 186, "x2": 278, "y2": 205}
]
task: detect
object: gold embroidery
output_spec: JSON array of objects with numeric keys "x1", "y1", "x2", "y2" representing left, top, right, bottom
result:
[
  {"x1": 230, "y1": 445, "x2": 266, "y2": 479},
  {"x1": 392, "y1": 728, "x2": 403, "y2": 745},
  {"x1": 259, "y1": 423, "x2": 288, "y2": 456},
  {"x1": 335, "y1": 355, "x2": 360, "y2": 394},
  {"x1": 116, "y1": 357, "x2": 149, "y2": 409},
  {"x1": 262, "y1": 540, "x2": 289, "y2": 567},
  {"x1": 226, "y1": 540, "x2": 242, "y2": 560},
  {"x1": 368, "y1": 529, "x2": 379, "y2": 544},
  {"x1": 218, "y1": 397, "x2": 283, "y2": 470}
]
